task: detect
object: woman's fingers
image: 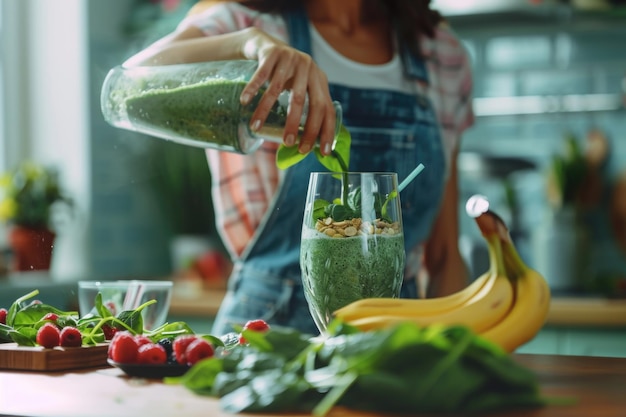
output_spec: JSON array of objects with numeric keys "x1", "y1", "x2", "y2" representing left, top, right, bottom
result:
[
  {"x1": 319, "y1": 101, "x2": 337, "y2": 156},
  {"x1": 239, "y1": 30, "x2": 336, "y2": 154},
  {"x1": 293, "y1": 67, "x2": 334, "y2": 155},
  {"x1": 283, "y1": 75, "x2": 308, "y2": 148}
]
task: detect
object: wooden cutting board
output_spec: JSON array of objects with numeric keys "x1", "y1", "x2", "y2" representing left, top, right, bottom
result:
[{"x1": 0, "y1": 343, "x2": 109, "y2": 371}]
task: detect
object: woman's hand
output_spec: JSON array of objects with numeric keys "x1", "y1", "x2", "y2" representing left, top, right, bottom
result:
[{"x1": 240, "y1": 28, "x2": 336, "y2": 156}]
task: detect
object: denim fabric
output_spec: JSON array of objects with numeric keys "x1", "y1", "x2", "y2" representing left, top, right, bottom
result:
[{"x1": 211, "y1": 8, "x2": 445, "y2": 336}]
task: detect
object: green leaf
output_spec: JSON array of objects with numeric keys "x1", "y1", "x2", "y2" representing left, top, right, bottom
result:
[
  {"x1": 220, "y1": 370, "x2": 313, "y2": 413},
  {"x1": 167, "y1": 321, "x2": 548, "y2": 416},
  {"x1": 116, "y1": 309, "x2": 144, "y2": 334},
  {"x1": 312, "y1": 199, "x2": 331, "y2": 222},
  {"x1": 11, "y1": 327, "x2": 37, "y2": 346},
  {"x1": 324, "y1": 204, "x2": 354, "y2": 222},
  {"x1": 6, "y1": 289, "x2": 39, "y2": 327},
  {"x1": 276, "y1": 144, "x2": 307, "y2": 170},
  {"x1": 169, "y1": 356, "x2": 223, "y2": 394},
  {"x1": 12, "y1": 303, "x2": 77, "y2": 328},
  {"x1": 381, "y1": 190, "x2": 397, "y2": 219},
  {"x1": 276, "y1": 124, "x2": 351, "y2": 172},
  {"x1": 314, "y1": 125, "x2": 351, "y2": 173},
  {"x1": 0, "y1": 323, "x2": 13, "y2": 343},
  {"x1": 94, "y1": 293, "x2": 113, "y2": 319},
  {"x1": 346, "y1": 187, "x2": 361, "y2": 212},
  {"x1": 146, "y1": 321, "x2": 197, "y2": 342}
]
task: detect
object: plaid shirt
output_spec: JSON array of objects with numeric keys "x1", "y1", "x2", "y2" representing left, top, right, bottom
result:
[{"x1": 181, "y1": 4, "x2": 474, "y2": 261}]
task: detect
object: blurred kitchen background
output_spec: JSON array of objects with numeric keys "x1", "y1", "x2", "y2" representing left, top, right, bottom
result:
[{"x1": 0, "y1": 0, "x2": 625, "y2": 300}]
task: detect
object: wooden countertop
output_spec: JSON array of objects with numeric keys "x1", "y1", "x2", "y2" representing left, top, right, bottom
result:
[
  {"x1": 169, "y1": 287, "x2": 626, "y2": 327},
  {"x1": 0, "y1": 354, "x2": 624, "y2": 417},
  {"x1": 547, "y1": 296, "x2": 626, "y2": 327}
]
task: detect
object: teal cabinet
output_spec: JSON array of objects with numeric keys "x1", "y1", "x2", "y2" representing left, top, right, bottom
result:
[{"x1": 516, "y1": 326, "x2": 626, "y2": 357}]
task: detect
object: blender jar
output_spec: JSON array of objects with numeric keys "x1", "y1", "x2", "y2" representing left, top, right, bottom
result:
[{"x1": 101, "y1": 60, "x2": 342, "y2": 154}]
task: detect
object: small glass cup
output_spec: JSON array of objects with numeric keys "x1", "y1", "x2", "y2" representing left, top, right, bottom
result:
[
  {"x1": 100, "y1": 60, "x2": 342, "y2": 154},
  {"x1": 77, "y1": 280, "x2": 173, "y2": 330},
  {"x1": 300, "y1": 172, "x2": 406, "y2": 334}
]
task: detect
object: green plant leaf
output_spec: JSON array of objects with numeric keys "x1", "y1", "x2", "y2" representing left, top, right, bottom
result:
[
  {"x1": 276, "y1": 125, "x2": 351, "y2": 172},
  {"x1": 324, "y1": 204, "x2": 355, "y2": 222},
  {"x1": 276, "y1": 145, "x2": 308, "y2": 170},
  {"x1": 314, "y1": 125, "x2": 351, "y2": 173}
]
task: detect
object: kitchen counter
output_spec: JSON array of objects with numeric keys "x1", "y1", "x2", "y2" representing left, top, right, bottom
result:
[
  {"x1": 2, "y1": 276, "x2": 625, "y2": 342},
  {"x1": 169, "y1": 288, "x2": 626, "y2": 327},
  {"x1": 0, "y1": 354, "x2": 624, "y2": 417},
  {"x1": 2, "y1": 276, "x2": 624, "y2": 328},
  {"x1": 546, "y1": 297, "x2": 626, "y2": 327}
]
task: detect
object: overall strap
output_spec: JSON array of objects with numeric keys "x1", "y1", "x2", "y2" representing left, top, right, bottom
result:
[
  {"x1": 399, "y1": 42, "x2": 430, "y2": 83},
  {"x1": 283, "y1": 6, "x2": 313, "y2": 54}
]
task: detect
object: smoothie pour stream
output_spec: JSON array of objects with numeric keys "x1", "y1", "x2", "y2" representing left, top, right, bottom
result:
[{"x1": 100, "y1": 60, "x2": 342, "y2": 154}]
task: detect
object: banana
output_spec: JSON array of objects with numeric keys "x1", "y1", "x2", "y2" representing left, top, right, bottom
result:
[
  {"x1": 332, "y1": 195, "x2": 551, "y2": 355},
  {"x1": 467, "y1": 194, "x2": 552, "y2": 353},
  {"x1": 343, "y1": 235, "x2": 515, "y2": 334},
  {"x1": 478, "y1": 267, "x2": 550, "y2": 353},
  {"x1": 333, "y1": 269, "x2": 491, "y2": 322}
]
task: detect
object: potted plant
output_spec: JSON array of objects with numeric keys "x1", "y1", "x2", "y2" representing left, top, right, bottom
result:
[
  {"x1": 0, "y1": 161, "x2": 72, "y2": 271},
  {"x1": 533, "y1": 134, "x2": 594, "y2": 292}
]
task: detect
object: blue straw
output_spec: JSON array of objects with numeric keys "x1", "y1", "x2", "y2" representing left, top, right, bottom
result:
[{"x1": 398, "y1": 163, "x2": 425, "y2": 192}]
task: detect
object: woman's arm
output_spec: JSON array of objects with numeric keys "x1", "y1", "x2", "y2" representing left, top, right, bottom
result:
[
  {"x1": 122, "y1": 15, "x2": 336, "y2": 156},
  {"x1": 422, "y1": 147, "x2": 470, "y2": 297},
  {"x1": 123, "y1": 26, "x2": 255, "y2": 67}
]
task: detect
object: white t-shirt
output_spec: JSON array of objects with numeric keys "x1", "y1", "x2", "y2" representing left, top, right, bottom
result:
[{"x1": 309, "y1": 23, "x2": 415, "y2": 93}]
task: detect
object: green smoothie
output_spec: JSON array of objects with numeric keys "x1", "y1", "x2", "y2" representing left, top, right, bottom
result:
[
  {"x1": 123, "y1": 79, "x2": 253, "y2": 152},
  {"x1": 300, "y1": 225, "x2": 405, "y2": 332}
]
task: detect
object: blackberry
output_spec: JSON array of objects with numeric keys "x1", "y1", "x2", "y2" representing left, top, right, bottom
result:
[{"x1": 157, "y1": 337, "x2": 173, "y2": 355}]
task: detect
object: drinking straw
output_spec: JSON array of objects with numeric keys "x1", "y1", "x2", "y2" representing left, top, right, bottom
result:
[
  {"x1": 122, "y1": 280, "x2": 144, "y2": 311},
  {"x1": 398, "y1": 163, "x2": 425, "y2": 192}
]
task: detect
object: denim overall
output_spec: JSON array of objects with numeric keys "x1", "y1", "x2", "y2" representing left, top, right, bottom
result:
[{"x1": 211, "y1": 9, "x2": 446, "y2": 336}]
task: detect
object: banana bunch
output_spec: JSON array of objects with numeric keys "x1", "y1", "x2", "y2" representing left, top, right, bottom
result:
[{"x1": 333, "y1": 195, "x2": 551, "y2": 353}]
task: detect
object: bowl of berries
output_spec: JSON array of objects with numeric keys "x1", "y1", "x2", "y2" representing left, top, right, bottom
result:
[
  {"x1": 107, "y1": 332, "x2": 218, "y2": 378},
  {"x1": 106, "y1": 319, "x2": 271, "y2": 379}
]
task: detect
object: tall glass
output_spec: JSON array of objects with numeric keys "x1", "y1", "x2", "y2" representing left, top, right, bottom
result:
[{"x1": 300, "y1": 172, "x2": 406, "y2": 334}]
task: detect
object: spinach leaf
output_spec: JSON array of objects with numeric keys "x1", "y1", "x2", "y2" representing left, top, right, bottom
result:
[
  {"x1": 3, "y1": 289, "x2": 203, "y2": 348},
  {"x1": 323, "y1": 204, "x2": 355, "y2": 222},
  {"x1": 0, "y1": 323, "x2": 13, "y2": 343},
  {"x1": 276, "y1": 125, "x2": 351, "y2": 172},
  {"x1": 313, "y1": 125, "x2": 351, "y2": 174},
  {"x1": 6, "y1": 289, "x2": 39, "y2": 327},
  {"x1": 11, "y1": 303, "x2": 77, "y2": 328},
  {"x1": 169, "y1": 322, "x2": 549, "y2": 416},
  {"x1": 10, "y1": 327, "x2": 38, "y2": 346},
  {"x1": 94, "y1": 292, "x2": 113, "y2": 319}
]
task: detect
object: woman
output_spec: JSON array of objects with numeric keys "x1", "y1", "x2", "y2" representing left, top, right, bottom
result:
[{"x1": 124, "y1": 0, "x2": 474, "y2": 336}]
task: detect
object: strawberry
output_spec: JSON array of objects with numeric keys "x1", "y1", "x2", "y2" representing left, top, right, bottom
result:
[
  {"x1": 59, "y1": 326, "x2": 82, "y2": 347},
  {"x1": 108, "y1": 331, "x2": 139, "y2": 363},
  {"x1": 102, "y1": 324, "x2": 118, "y2": 341},
  {"x1": 36, "y1": 323, "x2": 61, "y2": 348},
  {"x1": 184, "y1": 338, "x2": 214, "y2": 365},
  {"x1": 135, "y1": 335, "x2": 152, "y2": 347},
  {"x1": 239, "y1": 319, "x2": 270, "y2": 344},
  {"x1": 0, "y1": 308, "x2": 7, "y2": 325},
  {"x1": 173, "y1": 335, "x2": 198, "y2": 365},
  {"x1": 42, "y1": 313, "x2": 59, "y2": 322},
  {"x1": 137, "y1": 343, "x2": 167, "y2": 364}
]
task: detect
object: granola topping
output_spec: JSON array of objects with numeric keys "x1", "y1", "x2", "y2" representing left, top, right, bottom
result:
[{"x1": 314, "y1": 217, "x2": 400, "y2": 238}]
